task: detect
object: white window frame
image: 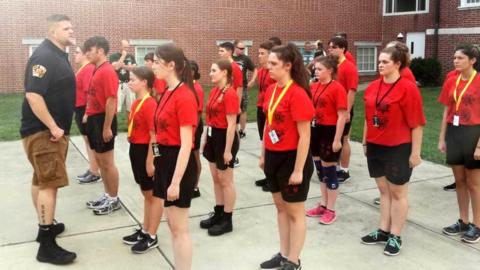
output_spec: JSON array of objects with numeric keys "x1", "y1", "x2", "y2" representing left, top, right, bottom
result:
[
  {"x1": 383, "y1": 0, "x2": 429, "y2": 16},
  {"x1": 22, "y1": 38, "x2": 43, "y2": 57},
  {"x1": 216, "y1": 40, "x2": 253, "y2": 56},
  {"x1": 459, "y1": 0, "x2": 480, "y2": 8},
  {"x1": 130, "y1": 39, "x2": 173, "y2": 66},
  {"x1": 354, "y1": 42, "x2": 381, "y2": 74}
]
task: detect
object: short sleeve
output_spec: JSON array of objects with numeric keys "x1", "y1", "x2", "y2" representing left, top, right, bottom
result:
[
  {"x1": 290, "y1": 88, "x2": 314, "y2": 122},
  {"x1": 346, "y1": 64, "x2": 359, "y2": 91},
  {"x1": 400, "y1": 83, "x2": 426, "y2": 128},
  {"x1": 104, "y1": 69, "x2": 119, "y2": 98},
  {"x1": 224, "y1": 89, "x2": 240, "y2": 115},
  {"x1": 25, "y1": 54, "x2": 53, "y2": 95},
  {"x1": 335, "y1": 84, "x2": 348, "y2": 110},
  {"x1": 246, "y1": 56, "x2": 255, "y2": 71},
  {"x1": 177, "y1": 91, "x2": 198, "y2": 127},
  {"x1": 144, "y1": 99, "x2": 156, "y2": 132},
  {"x1": 438, "y1": 78, "x2": 453, "y2": 106},
  {"x1": 233, "y1": 65, "x2": 243, "y2": 88}
]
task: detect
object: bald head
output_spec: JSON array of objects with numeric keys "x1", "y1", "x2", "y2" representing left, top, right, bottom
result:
[{"x1": 121, "y1": 40, "x2": 130, "y2": 50}]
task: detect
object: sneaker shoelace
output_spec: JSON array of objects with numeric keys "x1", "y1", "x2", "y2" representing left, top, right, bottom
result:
[
  {"x1": 387, "y1": 237, "x2": 400, "y2": 249},
  {"x1": 368, "y1": 230, "x2": 380, "y2": 240}
]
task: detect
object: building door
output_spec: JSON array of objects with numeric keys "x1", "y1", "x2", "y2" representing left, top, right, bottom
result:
[{"x1": 406, "y1": 32, "x2": 425, "y2": 59}]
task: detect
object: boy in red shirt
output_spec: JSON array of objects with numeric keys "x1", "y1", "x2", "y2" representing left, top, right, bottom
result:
[{"x1": 83, "y1": 36, "x2": 121, "y2": 215}]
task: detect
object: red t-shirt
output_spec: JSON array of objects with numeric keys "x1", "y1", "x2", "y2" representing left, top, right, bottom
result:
[
  {"x1": 263, "y1": 82, "x2": 315, "y2": 151},
  {"x1": 364, "y1": 78, "x2": 426, "y2": 146},
  {"x1": 154, "y1": 79, "x2": 167, "y2": 96},
  {"x1": 257, "y1": 67, "x2": 276, "y2": 107},
  {"x1": 401, "y1": 67, "x2": 416, "y2": 84},
  {"x1": 337, "y1": 59, "x2": 359, "y2": 93},
  {"x1": 206, "y1": 86, "x2": 239, "y2": 129},
  {"x1": 446, "y1": 70, "x2": 460, "y2": 81},
  {"x1": 86, "y1": 62, "x2": 118, "y2": 116},
  {"x1": 310, "y1": 80, "x2": 348, "y2": 125},
  {"x1": 128, "y1": 96, "x2": 157, "y2": 144},
  {"x1": 345, "y1": 51, "x2": 356, "y2": 66},
  {"x1": 231, "y1": 61, "x2": 243, "y2": 89},
  {"x1": 155, "y1": 84, "x2": 198, "y2": 148},
  {"x1": 75, "y1": 63, "x2": 95, "y2": 108},
  {"x1": 438, "y1": 73, "x2": 480, "y2": 125},
  {"x1": 194, "y1": 81, "x2": 204, "y2": 113}
]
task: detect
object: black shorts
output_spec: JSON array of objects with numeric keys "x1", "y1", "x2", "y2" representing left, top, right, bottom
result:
[
  {"x1": 446, "y1": 124, "x2": 480, "y2": 169},
  {"x1": 74, "y1": 106, "x2": 87, "y2": 136},
  {"x1": 366, "y1": 143, "x2": 412, "y2": 185},
  {"x1": 257, "y1": 107, "x2": 266, "y2": 140},
  {"x1": 153, "y1": 145, "x2": 197, "y2": 208},
  {"x1": 264, "y1": 149, "x2": 314, "y2": 203},
  {"x1": 203, "y1": 126, "x2": 240, "y2": 170},
  {"x1": 343, "y1": 109, "x2": 354, "y2": 136},
  {"x1": 310, "y1": 125, "x2": 341, "y2": 162},
  {"x1": 86, "y1": 113, "x2": 117, "y2": 153},
  {"x1": 129, "y1": 143, "x2": 153, "y2": 191},
  {"x1": 193, "y1": 117, "x2": 204, "y2": 151}
]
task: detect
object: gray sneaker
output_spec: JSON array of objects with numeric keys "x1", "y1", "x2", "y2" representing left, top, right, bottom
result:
[
  {"x1": 260, "y1": 253, "x2": 287, "y2": 269},
  {"x1": 76, "y1": 170, "x2": 91, "y2": 180},
  {"x1": 93, "y1": 198, "x2": 121, "y2": 215},
  {"x1": 86, "y1": 193, "x2": 108, "y2": 209},
  {"x1": 78, "y1": 173, "x2": 101, "y2": 184}
]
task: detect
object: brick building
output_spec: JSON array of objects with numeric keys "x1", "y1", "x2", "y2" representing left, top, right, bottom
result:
[{"x1": 1, "y1": 0, "x2": 479, "y2": 93}]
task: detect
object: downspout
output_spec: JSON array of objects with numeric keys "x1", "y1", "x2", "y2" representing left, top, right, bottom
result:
[{"x1": 433, "y1": 0, "x2": 441, "y2": 59}]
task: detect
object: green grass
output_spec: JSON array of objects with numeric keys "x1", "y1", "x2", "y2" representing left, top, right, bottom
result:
[{"x1": 0, "y1": 86, "x2": 445, "y2": 164}]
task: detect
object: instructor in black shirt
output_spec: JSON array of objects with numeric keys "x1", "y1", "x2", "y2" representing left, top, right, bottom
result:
[{"x1": 20, "y1": 14, "x2": 77, "y2": 265}]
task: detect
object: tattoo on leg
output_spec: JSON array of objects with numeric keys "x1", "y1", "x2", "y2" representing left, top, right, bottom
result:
[{"x1": 41, "y1": 204, "x2": 46, "y2": 224}]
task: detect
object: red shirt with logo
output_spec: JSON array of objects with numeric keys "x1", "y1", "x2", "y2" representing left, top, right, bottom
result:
[
  {"x1": 155, "y1": 84, "x2": 198, "y2": 148},
  {"x1": 206, "y1": 86, "x2": 239, "y2": 129},
  {"x1": 128, "y1": 96, "x2": 157, "y2": 144},
  {"x1": 257, "y1": 67, "x2": 276, "y2": 107},
  {"x1": 438, "y1": 73, "x2": 480, "y2": 125},
  {"x1": 310, "y1": 80, "x2": 348, "y2": 125},
  {"x1": 364, "y1": 78, "x2": 426, "y2": 146},
  {"x1": 263, "y1": 82, "x2": 315, "y2": 151},
  {"x1": 194, "y1": 81, "x2": 204, "y2": 113},
  {"x1": 231, "y1": 61, "x2": 243, "y2": 89},
  {"x1": 75, "y1": 63, "x2": 95, "y2": 108},
  {"x1": 86, "y1": 62, "x2": 118, "y2": 116},
  {"x1": 154, "y1": 79, "x2": 167, "y2": 96},
  {"x1": 337, "y1": 59, "x2": 359, "y2": 93}
]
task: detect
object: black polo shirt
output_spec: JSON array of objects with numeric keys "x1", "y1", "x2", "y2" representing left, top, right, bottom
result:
[
  {"x1": 233, "y1": 54, "x2": 255, "y2": 87},
  {"x1": 20, "y1": 39, "x2": 76, "y2": 138},
  {"x1": 109, "y1": 52, "x2": 136, "y2": 82}
]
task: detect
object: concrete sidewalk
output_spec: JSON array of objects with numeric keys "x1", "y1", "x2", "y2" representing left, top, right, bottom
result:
[{"x1": 1, "y1": 123, "x2": 479, "y2": 269}]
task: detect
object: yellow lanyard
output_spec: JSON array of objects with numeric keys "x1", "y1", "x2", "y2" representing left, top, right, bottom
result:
[
  {"x1": 453, "y1": 70, "x2": 477, "y2": 112},
  {"x1": 338, "y1": 56, "x2": 346, "y2": 66},
  {"x1": 267, "y1": 80, "x2": 293, "y2": 125},
  {"x1": 128, "y1": 94, "x2": 151, "y2": 137}
]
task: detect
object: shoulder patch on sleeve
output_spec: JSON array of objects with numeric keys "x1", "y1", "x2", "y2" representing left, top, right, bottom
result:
[{"x1": 32, "y1": 65, "x2": 47, "y2": 78}]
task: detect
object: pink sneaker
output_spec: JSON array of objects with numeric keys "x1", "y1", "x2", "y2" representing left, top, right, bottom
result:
[
  {"x1": 319, "y1": 209, "x2": 336, "y2": 225},
  {"x1": 306, "y1": 205, "x2": 326, "y2": 217}
]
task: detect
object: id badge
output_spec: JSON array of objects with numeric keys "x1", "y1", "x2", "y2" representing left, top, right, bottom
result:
[
  {"x1": 311, "y1": 118, "x2": 316, "y2": 127},
  {"x1": 453, "y1": 115, "x2": 460, "y2": 126},
  {"x1": 373, "y1": 115, "x2": 380, "y2": 127},
  {"x1": 207, "y1": 126, "x2": 212, "y2": 137},
  {"x1": 152, "y1": 143, "x2": 161, "y2": 157},
  {"x1": 269, "y1": 129, "x2": 280, "y2": 144}
]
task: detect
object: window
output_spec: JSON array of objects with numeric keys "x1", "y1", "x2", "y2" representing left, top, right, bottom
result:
[
  {"x1": 290, "y1": 41, "x2": 317, "y2": 65},
  {"x1": 216, "y1": 40, "x2": 253, "y2": 56},
  {"x1": 130, "y1": 39, "x2": 173, "y2": 66},
  {"x1": 460, "y1": 0, "x2": 480, "y2": 8},
  {"x1": 355, "y1": 43, "x2": 379, "y2": 73},
  {"x1": 384, "y1": 0, "x2": 428, "y2": 15},
  {"x1": 22, "y1": 38, "x2": 43, "y2": 57}
]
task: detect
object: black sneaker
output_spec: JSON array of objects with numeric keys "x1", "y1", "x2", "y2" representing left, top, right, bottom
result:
[
  {"x1": 208, "y1": 217, "x2": 232, "y2": 236},
  {"x1": 337, "y1": 170, "x2": 350, "y2": 183},
  {"x1": 255, "y1": 178, "x2": 268, "y2": 187},
  {"x1": 78, "y1": 173, "x2": 101, "y2": 184},
  {"x1": 76, "y1": 170, "x2": 91, "y2": 180},
  {"x1": 93, "y1": 198, "x2": 121, "y2": 215},
  {"x1": 123, "y1": 228, "x2": 146, "y2": 245},
  {"x1": 281, "y1": 260, "x2": 301, "y2": 270},
  {"x1": 239, "y1": 130, "x2": 246, "y2": 139},
  {"x1": 442, "y1": 219, "x2": 469, "y2": 236},
  {"x1": 36, "y1": 227, "x2": 76, "y2": 265},
  {"x1": 86, "y1": 193, "x2": 108, "y2": 209},
  {"x1": 373, "y1": 197, "x2": 380, "y2": 205},
  {"x1": 131, "y1": 235, "x2": 158, "y2": 254},
  {"x1": 361, "y1": 229, "x2": 389, "y2": 245},
  {"x1": 384, "y1": 234, "x2": 402, "y2": 256},
  {"x1": 200, "y1": 206, "x2": 223, "y2": 229},
  {"x1": 462, "y1": 223, "x2": 480, "y2": 244},
  {"x1": 192, "y1": 188, "x2": 201, "y2": 198},
  {"x1": 36, "y1": 219, "x2": 65, "y2": 242},
  {"x1": 260, "y1": 253, "x2": 287, "y2": 269},
  {"x1": 443, "y1": 182, "x2": 456, "y2": 191},
  {"x1": 234, "y1": 157, "x2": 240, "y2": 167},
  {"x1": 262, "y1": 183, "x2": 271, "y2": 192}
]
